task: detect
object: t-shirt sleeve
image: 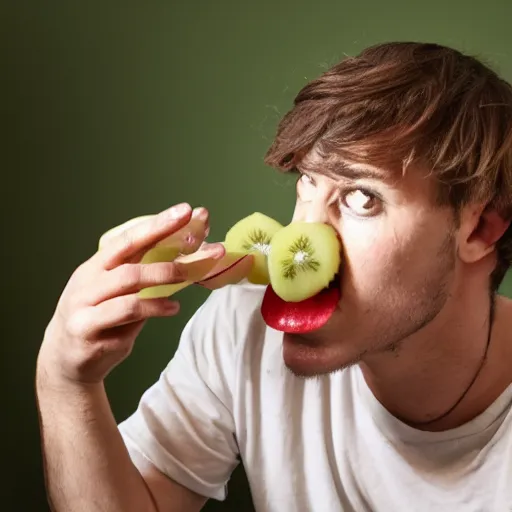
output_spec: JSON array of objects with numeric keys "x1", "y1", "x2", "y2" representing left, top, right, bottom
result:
[{"x1": 118, "y1": 287, "x2": 242, "y2": 501}]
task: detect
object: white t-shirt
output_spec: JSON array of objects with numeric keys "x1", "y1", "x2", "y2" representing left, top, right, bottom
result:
[{"x1": 118, "y1": 282, "x2": 512, "y2": 511}]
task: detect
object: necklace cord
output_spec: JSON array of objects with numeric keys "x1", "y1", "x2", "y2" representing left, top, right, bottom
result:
[{"x1": 410, "y1": 296, "x2": 496, "y2": 427}]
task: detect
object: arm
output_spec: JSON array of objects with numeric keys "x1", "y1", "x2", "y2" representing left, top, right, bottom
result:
[
  {"x1": 36, "y1": 368, "x2": 207, "y2": 512},
  {"x1": 34, "y1": 204, "x2": 228, "y2": 511}
]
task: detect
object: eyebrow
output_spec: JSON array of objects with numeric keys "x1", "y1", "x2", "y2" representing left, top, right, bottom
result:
[
  {"x1": 299, "y1": 160, "x2": 391, "y2": 182},
  {"x1": 331, "y1": 163, "x2": 388, "y2": 181}
]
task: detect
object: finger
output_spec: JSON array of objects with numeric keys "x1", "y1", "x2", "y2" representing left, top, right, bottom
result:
[
  {"x1": 96, "y1": 203, "x2": 194, "y2": 270},
  {"x1": 95, "y1": 296, "x2": 180, "y2": 330},
  {"x1": 181, "y1": 206, "x2": 210, "y2": 253},
  {"x1": 154, "y1": 206, "x2": 211, "y2": 253},
  {"x1": 190, "y1": 205, "x2": 210, "y2": 238},
  {"x1": 196, "y1": 207, "x2": 211, "y2": 238},
  {"x1": 86, "y1": 243, "x2": 226, "y2": 305},
  {"x1": 124, "y1": 206, "x2": 210, "y2": 265},
  {"x1": 68, "y1": 297, "x2": 180, "y2": 339}
]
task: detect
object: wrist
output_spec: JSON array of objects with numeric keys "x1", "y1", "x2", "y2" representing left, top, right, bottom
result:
[{"x1": 35, "y1": 354, "x2": 104, "y2": 397}]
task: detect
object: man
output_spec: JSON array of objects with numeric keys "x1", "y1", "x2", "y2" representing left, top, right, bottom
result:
[{"x1": 36, "y1": 41, "x2": 512, "y2": 511}]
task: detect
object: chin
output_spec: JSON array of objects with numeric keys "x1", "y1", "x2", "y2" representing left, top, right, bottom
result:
[{"x1": 282, "y1": 332, "x2": 361, "y2": 378}]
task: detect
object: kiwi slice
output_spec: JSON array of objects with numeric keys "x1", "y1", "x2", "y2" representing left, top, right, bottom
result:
[
  {"x1": 223, "y1": 212, "x2": 284, "y2": 285},
  {"x1": 267, "y1": 222, "x2": 341, "y2": 302},
  {"x1": 97, "y1": 210, "x2": 285, "y2": 298}
]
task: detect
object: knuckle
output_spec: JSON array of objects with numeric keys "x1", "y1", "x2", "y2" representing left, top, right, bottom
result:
[
  {"x1": 160, "y1": 262, "x2": 184, "y2": 283},
  {"x1": 66, "y1": 292, "x2": 82, "y2": 312},
  {"x1": 144, "y1": 262, "x2": 184, "y2": 285},
  {"x1": 118, "y1": 264, "x2": 141, "y2": 288},
  {"x1": 121, "y1": 297, "x2": 143, "y2": 322},
  {"x1": 65, "y1": 310, "x2": 92, "y2": 339},
  {"x1": 69, "y1": 262, "x2": 91, "y2": 289},
  {"x1": 167, "y1": 262, "x2": 185, "y2": 282},
  {"x1": 118, "y1": 230, "x2": 137, "y2": 253}
]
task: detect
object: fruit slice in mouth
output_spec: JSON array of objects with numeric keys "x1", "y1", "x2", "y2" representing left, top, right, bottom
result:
[
  {"x1": 260, "y1": 220, "x2": 342, "y2": 333},
  {"x1": 261, "y1": 278, "x2": 340, "y2": 333},
  {"x1": 99, "y1": 210, "x2": 350, "y2": 307},
  {"x1": 267, "y1": 221, "x2": 341, "y2": 303}
]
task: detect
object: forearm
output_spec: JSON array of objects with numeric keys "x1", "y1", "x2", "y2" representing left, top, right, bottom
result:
[{"x1": 36, "y1": 366, "x2": 158, "y2": 512}]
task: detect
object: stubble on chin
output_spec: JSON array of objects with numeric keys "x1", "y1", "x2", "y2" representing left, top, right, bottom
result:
[
  {"x1": 281, "y1": 330, "x2": 367, "y2": 378},
  {"x1": 281, "y1": 278, "x2": 452, "y2": 378},
  {"x1": 280, "y1": 228, "x2": 457, "y2": 377}
]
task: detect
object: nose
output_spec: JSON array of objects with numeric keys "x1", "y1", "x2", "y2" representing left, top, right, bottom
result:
[{"x1": 292, "y1": 193, "x2": 332, "y2": 224}]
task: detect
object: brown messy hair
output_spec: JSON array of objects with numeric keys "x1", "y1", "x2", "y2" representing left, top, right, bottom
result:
[{"x1": 264, "y1": 42, "x2": 512, "y2": 291}]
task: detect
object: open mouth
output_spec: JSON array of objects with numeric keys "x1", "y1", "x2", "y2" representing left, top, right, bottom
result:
[{"x1": 260, "y1": 274, "x2": 341, "y2": 334}]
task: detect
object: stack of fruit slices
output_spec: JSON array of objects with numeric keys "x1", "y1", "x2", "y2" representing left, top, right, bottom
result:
[{"x1": 98, "y1": 211, "x2": 342, "y2": 334}]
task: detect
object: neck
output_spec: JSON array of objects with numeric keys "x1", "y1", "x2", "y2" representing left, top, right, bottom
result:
[{"x1": 359, "y1": 283, "x2": 510, "y2": 432}]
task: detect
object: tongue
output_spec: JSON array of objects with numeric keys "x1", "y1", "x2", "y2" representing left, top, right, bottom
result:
[{"x1": 260, "y1": 283, "x2": 340, "y2": 334}]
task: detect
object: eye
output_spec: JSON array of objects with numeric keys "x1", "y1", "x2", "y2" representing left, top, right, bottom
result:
[
  {"x1": 340, "y1": 188, "x2": 381, "y2": 217},
  {"x1": 298, "y1": 172, "x2": 314, "y2": 185},
  {"x1": 296, "y1": 171, "x2": 316, "y2": 201}
]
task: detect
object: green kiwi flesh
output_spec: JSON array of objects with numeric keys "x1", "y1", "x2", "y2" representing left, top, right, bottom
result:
[
  {"x1": 267, "y1": 221, "x2": 341, "y2": 302},
  {"x1": 224, "y1": 212, "x2": 284, "y2": 285}
]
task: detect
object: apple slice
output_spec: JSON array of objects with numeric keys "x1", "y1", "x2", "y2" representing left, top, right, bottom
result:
[
  {"x1": 155, "y1": 217, "x2": 207, "y2": 255},
  {"x1": 141, "y1": 247, "x2": 220, "y2": 281},
  {"x1": 138, "y1": 246, "x2": 223, "y2": 299},
  {"x1": 197, "y1": 253, "x2": 254, "y2": 289},
  {"x1": 98, "y1": 210, "x2": 208, "y2": 256},
  {"x1": 97, "y1": 212, "x2": 260, "y2": 300},
  {"x1": 139, "y1": 249, "x2": 254, "y2": 299},
  {"x1": 138, "y1": 280, "x2": 192, "y2": 300}
]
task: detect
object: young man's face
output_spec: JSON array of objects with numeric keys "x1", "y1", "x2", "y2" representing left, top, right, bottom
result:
[{"x1": 282, "y1": 151, "x2": 460, "y2": 376}]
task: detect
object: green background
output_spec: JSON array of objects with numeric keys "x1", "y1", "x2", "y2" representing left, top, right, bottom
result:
[{"x1": 3, "y1": 1, "x2": 512, "y2": 510}]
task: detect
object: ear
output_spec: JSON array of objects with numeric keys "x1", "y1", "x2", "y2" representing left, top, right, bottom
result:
[{"x1": 458, "y1": 204, "x2": 511, "y2": 264}]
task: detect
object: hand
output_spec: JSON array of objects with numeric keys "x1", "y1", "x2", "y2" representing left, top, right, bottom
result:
[{"x1": 37, "y1": 203, "x2": 225, "y2": 386}]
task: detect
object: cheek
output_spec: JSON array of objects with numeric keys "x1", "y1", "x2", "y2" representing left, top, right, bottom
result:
[
  {"x1": 341, "y1": 225, "x2": 397, "y2": 289},
  {"x1": 291, "y1": 201, "x2": 304, "y2": 222},
  {"x1": 338, "y1": 214, "x2": 442, "y2": 294}
]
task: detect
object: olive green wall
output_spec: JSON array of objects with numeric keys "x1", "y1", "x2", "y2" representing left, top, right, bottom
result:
[{"x1": 3, "y1": 1, "x2": 512, "y2": 510}]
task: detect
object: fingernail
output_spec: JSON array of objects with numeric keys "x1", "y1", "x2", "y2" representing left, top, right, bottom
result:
[
  {"x1": 167, "y1": 203, "x2": 191, "y2": 219},
  {"x1": 164, "y1": 300, "x2": 180, "y2": 313},
  {"x1": 192, "y1": 207, "x2": 208, "y2": 220}
]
